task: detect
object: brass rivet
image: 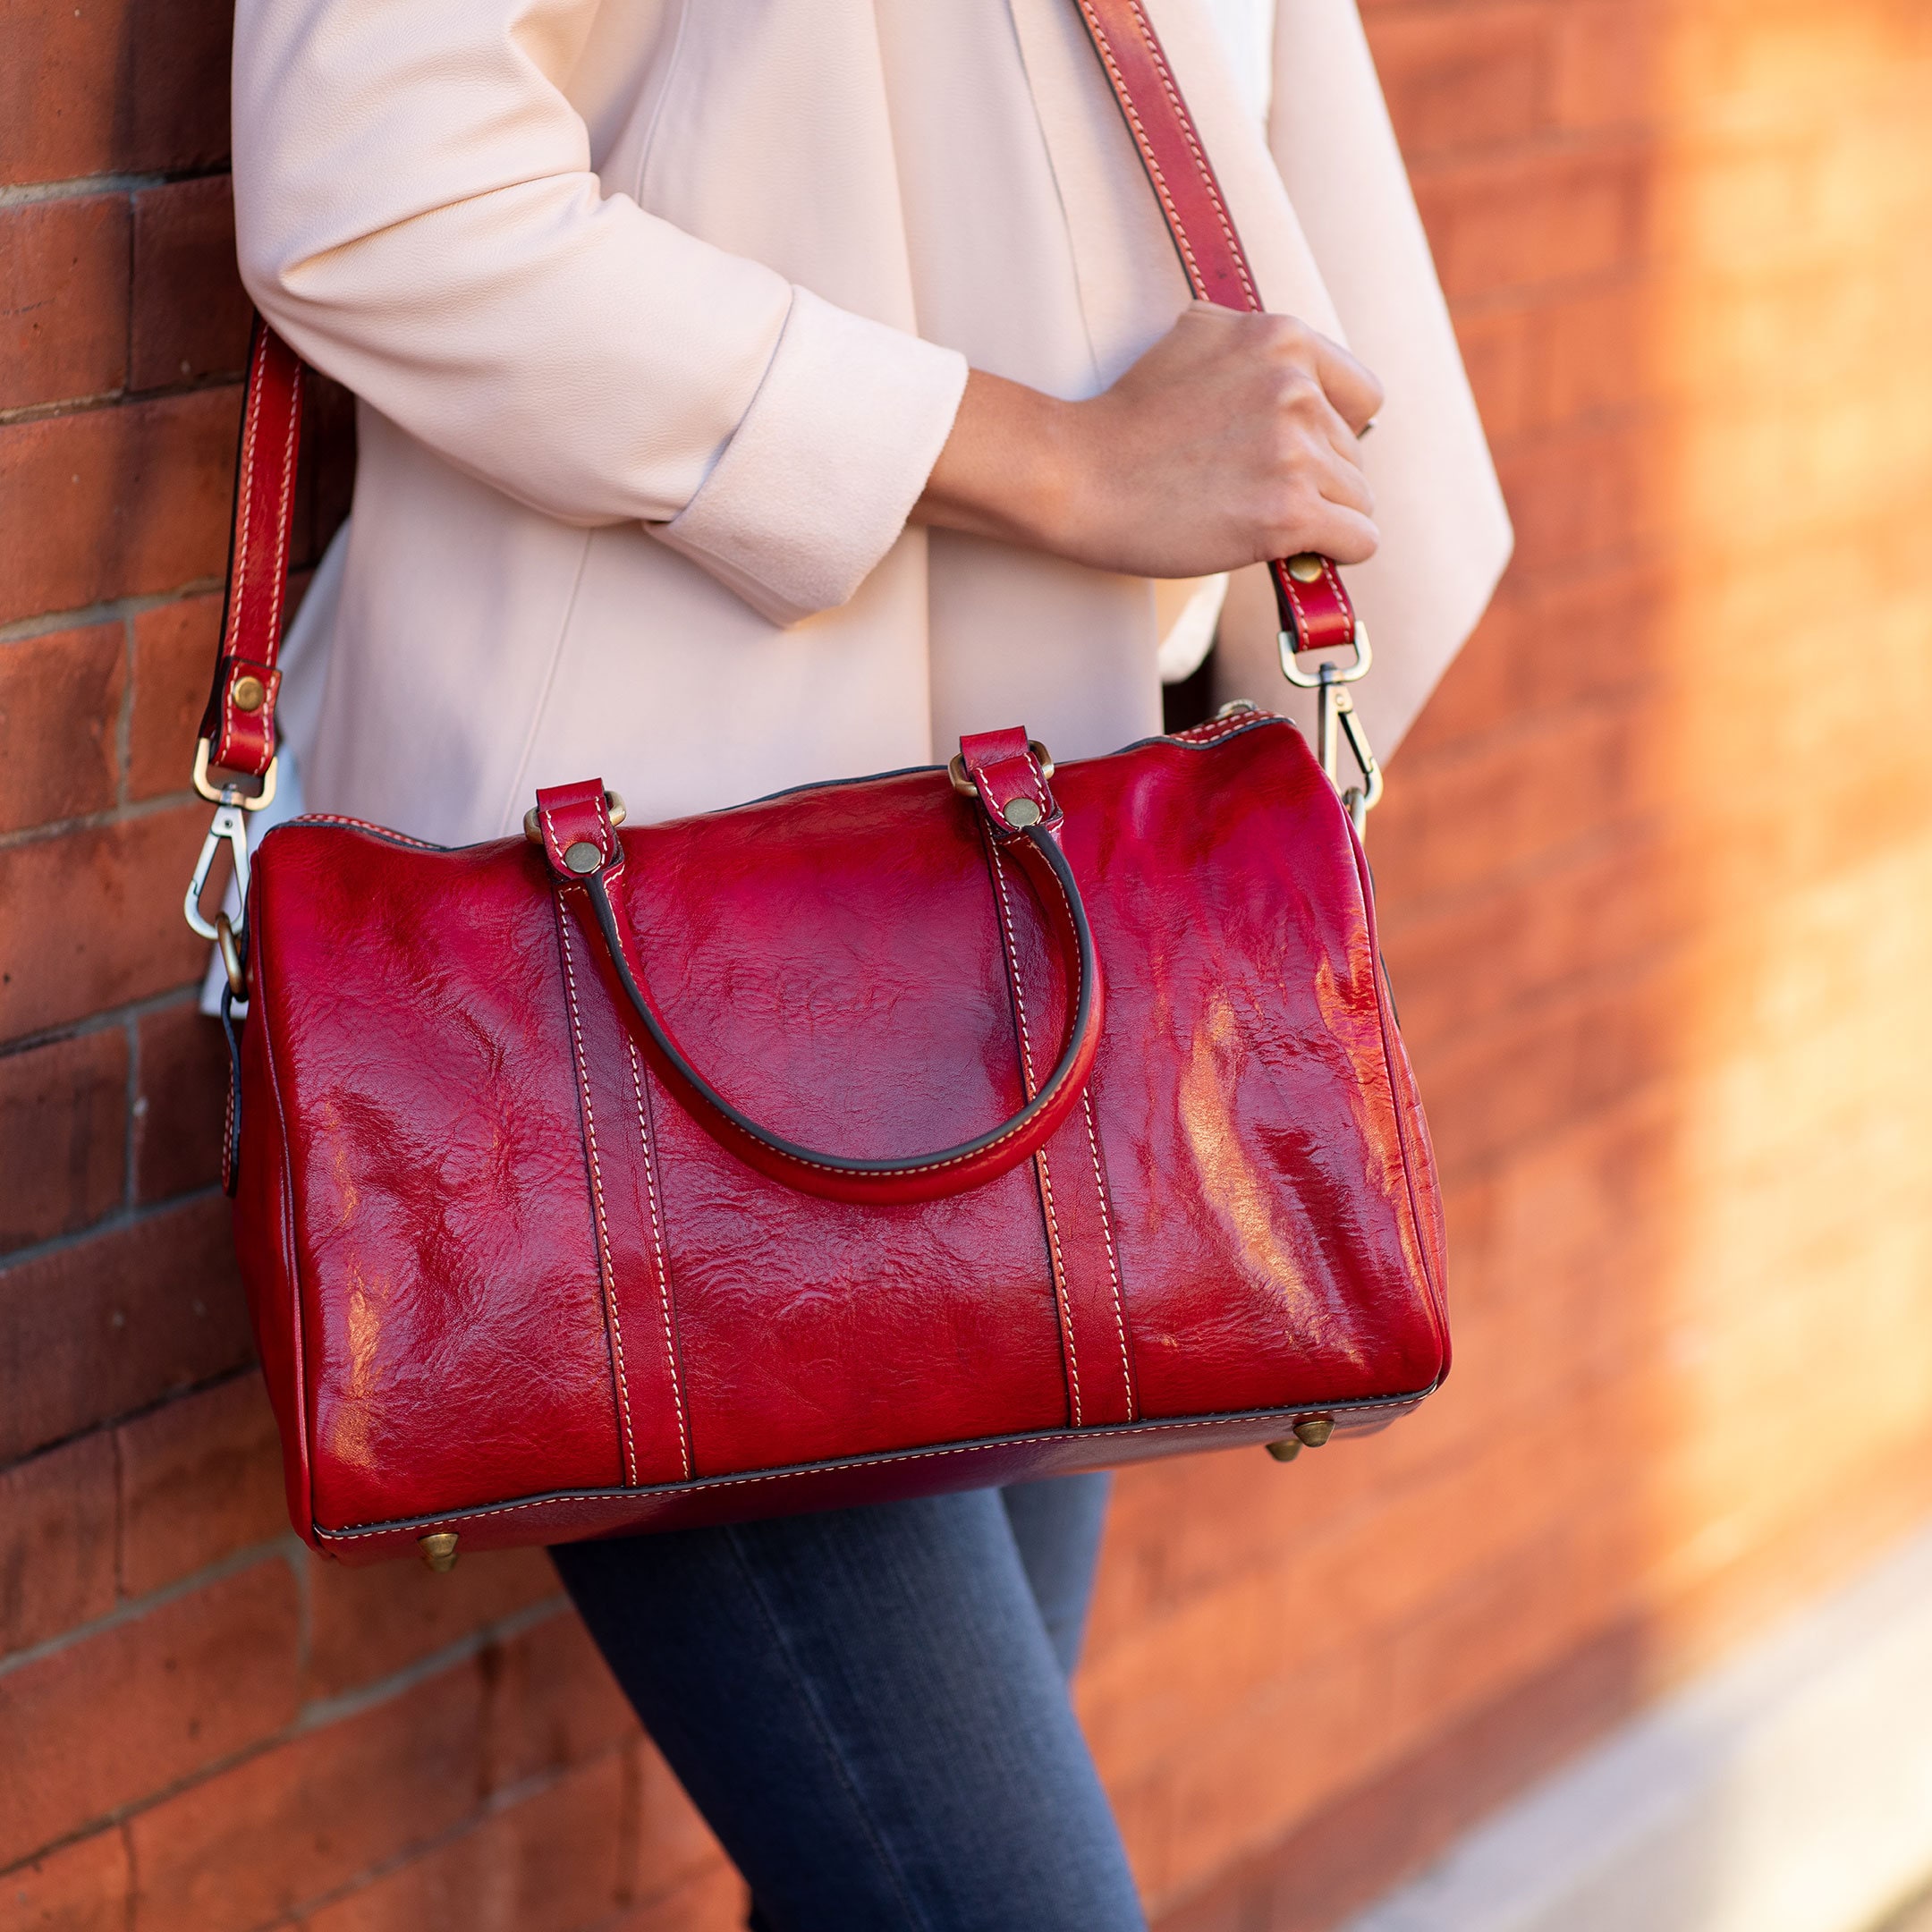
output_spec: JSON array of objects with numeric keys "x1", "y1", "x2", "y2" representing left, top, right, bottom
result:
[
  {"x1": 1286, "y1": 555, "x2": 1325, "y2": 584},
  {"x1": 1292, "y1": 1416, "x2": 1334, "y2": 1448},
  {"x1": 232, "y1": 674, "x2": 266, "y2": 712},
  {"x1": 419, "y1": 1531, "x2": 460, "y2": 1573},
  {"x1": 1265, "y1": 1439, "x2": 1301, "y2": 1463},
  {"x1": 564, "y1": 840, "x2": 603, "y2": 875},
  {"x1": 1004, "y1": 798, "x2": 1042, "y2": 828}
]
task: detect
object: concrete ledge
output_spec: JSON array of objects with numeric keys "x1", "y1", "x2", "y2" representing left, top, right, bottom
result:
[{"x1": 1342, "y1": 1519, "x2": 1932, "y2": 1932}]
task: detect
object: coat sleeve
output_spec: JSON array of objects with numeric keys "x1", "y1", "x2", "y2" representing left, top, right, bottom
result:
[{"x1": 230, "y1": 0, "x2": 967, "y2": 625}]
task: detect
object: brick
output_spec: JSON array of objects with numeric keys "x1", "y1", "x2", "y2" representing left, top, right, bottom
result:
[
  {"x1": 124, "y1": 593, "x2": 218, "y2": 801},
  {"x1": 1533, "y1": 279, "x2": 1654, "y2": 426},
  {"x1": 481, "y1": 1607, "x2": 638, "y2": 1793},
  {"x1": 1548, "y1": 1, "x2": 1661, "y2": 133},
  {"x1": 0, "y1": 1431, "x2": 115, "y2": 1659},
  {"x1": 1417, "y1": 964, "x2": 1686, "y2": 1182},
  {"x1": 1450, "y1": 303, "x2": 1536, "y2": 445},
  {"x1": 0, "y1": 1025, "x2": 128, "y2": 1251},
  {"x1": 129, "y1": 1662, "x2": 484, "y2": 1932},
  {"x1": 1378, "y1": 822, "x2": 1700, "y2": 1056},
  {"x1": 1150, "y1": 1620, "x2": 1652, "y2": 1932},
  {"x1": 131, "y1": 1000, "x2": 229, "y2": 1204},
  {"x1": 301, "y1": 1753, "x2": 628, "y2": 1932},
  {"x1": 0, "y1": 1193, "x2": 254, "y2": 1464},
  {"x1": 1134, "y1": 1643, "x2": 1390, "y2": 1905},
  {"x1": 306, "y1": 1543, "x2": 559, "y2": 1700},
  {"x1": 0, "y1": 1826, "x2": 130, "y2": 1932},
  {"x1": 0, "y1": 387, "x2": 240, "y2": 628},
  {"x1": 115, "y1": 1374, "x2": 286, "y2": 1597},
  {"x1": 630, "y1": 1741, "x2": 727, "y2": 1903},
  {"x1": 1413, "y1": 148, "x2": 1651, "y2": 301},
  {"x1": 0, "y1": 1561, "x2": 298, "y2": 1868},
  {"x1": 1493, "y1": 419, "x2": 1658, "y2": 575},
  {"x1": 0, "y1": 0, "x2": 231, "y2": 186},
  {"x1": 0, "y1": 623, "x2": 124, "y2": 835},
  {"x1": 1370, "y1": 6, "x2": 1549, "y2": 161},
  {"x1": 130, "y1": 177, "x2": 251, "y2": 392},
  {"x1": 1392, "y1": 561, "x2": 1669, "y2": 762},
  {"x1": 612, "y1": 1859, "x2": 747, "y2": 1932},
  {"x1": 0, "y1": 195, "x2": 130, "y2": 411},
  {"x1": 1368, "y1": 696, "x2": 1650, "y2": 911},
  {"x1": 0, "y1": 804, "x2": 215, "y2": 1043}
]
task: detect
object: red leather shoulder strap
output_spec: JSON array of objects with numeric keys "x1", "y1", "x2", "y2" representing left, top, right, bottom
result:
[
  {"x1": 1072, "y1": 0, "x2": 1359, "y2": 656},
  {"x1": 199, "y1": 318, "x2": 304, "y2": 784}
]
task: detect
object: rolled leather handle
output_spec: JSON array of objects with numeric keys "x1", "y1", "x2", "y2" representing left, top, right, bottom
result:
[{"x1": 538, "y1": 771, "x2": 1104, "y2": 1207}]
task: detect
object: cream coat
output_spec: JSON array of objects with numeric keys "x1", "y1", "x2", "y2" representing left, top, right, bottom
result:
[{"x1": 231, "y1": 0, "x2": 1512, "y2": 846}]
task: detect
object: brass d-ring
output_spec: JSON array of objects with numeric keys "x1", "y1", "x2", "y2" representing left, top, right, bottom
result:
[{"x1": 215, "y1": 912, "x2": 247, "y2": 998}]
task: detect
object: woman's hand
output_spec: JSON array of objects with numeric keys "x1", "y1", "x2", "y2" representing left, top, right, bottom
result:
[{"x1": 913, "y1": 303, "x2": 1384, "y2": 579}]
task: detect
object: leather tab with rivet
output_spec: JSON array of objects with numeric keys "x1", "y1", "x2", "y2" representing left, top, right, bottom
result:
[
  {"x1": 532, "y1": 779, "x2": 621, "y2": 885},
  {"x1": 197, "y1": 656, "x2": 283, "y2": 782},
  {"x1": 956, "y1": 728, "x2": 1060, "y2": 839}
]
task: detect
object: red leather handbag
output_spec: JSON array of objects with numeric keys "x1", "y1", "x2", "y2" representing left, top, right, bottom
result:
[{"x1": 185, "y1": 0, "x2": 1448, "y2": 1570}]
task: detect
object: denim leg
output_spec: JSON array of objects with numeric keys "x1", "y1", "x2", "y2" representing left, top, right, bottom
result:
[
  {"x1": 1001, "y1": 1471, "x2": 1113, "y2": 1678},
  {"x1": 552, "y1": 1487, "x2": 1145, "y2": 1932}
]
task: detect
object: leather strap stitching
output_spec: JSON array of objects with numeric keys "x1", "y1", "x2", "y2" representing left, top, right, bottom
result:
[
  {"x1": 1122, "y1": 0, "x2": 1260, "y2": 308},
  {"x1": 1080, "y1": 1089, "x2": 1134, "y2": 1420},
  {"x1": 557, "y1": 902, "x2": 640, "y2": 1487},
  {"x1": 990, "y1": 835, "x2": 1084, "y2": 1428},
  {"x1": 626, "y1": 1037, "x2": 691, "y2": 1481},
  {"x1": 1073, "y1": 1, "x2": 1211, "y2": 301}
]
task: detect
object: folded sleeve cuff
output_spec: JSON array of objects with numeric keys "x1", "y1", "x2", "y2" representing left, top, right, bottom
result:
[{"x1": 650, "y1": 286, "x2": 969, "y2": 627}]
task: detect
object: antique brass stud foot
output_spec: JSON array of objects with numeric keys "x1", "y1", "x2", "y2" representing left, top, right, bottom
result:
[
  {"x1": 1265, "y1": 1439, "x2": 1301, "y2": 1462},
  {"x1": 1292, "y1": 1416, "x2": 1334, "y2": 1448},
  {"x1": 419, "y1": 1531, "x2": 460, "y2": 1573}
]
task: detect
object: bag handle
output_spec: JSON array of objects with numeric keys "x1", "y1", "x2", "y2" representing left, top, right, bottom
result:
[{"x1": 530, "y1": 747, "x2": 1102, "y2": 1207}]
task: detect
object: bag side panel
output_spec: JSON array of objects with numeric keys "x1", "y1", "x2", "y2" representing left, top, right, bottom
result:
[
  {"x1": 1063, "y1": 722, "x2": 1448, "y2": 1418},
  {"x1": 255, "y1": 825, "x2": 629, "y2": 1530}
]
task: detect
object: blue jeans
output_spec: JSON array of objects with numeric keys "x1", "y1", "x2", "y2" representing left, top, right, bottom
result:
[{"x1": 552, "y1": 1475, "x2": 1147, "y2": 1931}]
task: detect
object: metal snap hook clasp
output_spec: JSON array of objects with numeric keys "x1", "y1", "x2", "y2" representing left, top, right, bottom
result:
[
  {"x1": 1278, "y1": 624, "x2": 1382, "y2": 833},
  {"x1": 184, "y1": 741, "x2": 280, "y2": 942}
]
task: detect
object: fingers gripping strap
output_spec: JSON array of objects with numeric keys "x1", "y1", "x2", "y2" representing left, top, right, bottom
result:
[
  {"x1": 199, "y1": 318, "x2": 305, "y2": 778},
  {"x1": 1072, "y1": 0, "x2": 1359, "y2": 657},
  {"x1": 534, "y1": 763, "x2": 1104, "y2": 1208}
]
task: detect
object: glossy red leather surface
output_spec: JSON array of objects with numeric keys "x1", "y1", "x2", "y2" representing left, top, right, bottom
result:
[{"x1": 235, "y1": 711, "x2": 1448, "y2": 1556}]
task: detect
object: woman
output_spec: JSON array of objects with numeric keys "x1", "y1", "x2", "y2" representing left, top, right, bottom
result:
[{"x1": 231, "y1": 2, "x2": 1510, "y2": 1924}]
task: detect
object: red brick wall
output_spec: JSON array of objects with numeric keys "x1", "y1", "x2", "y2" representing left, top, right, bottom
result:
[{"x1": 4, "y1": 1, "x2": 1930, "y2": 1928}]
